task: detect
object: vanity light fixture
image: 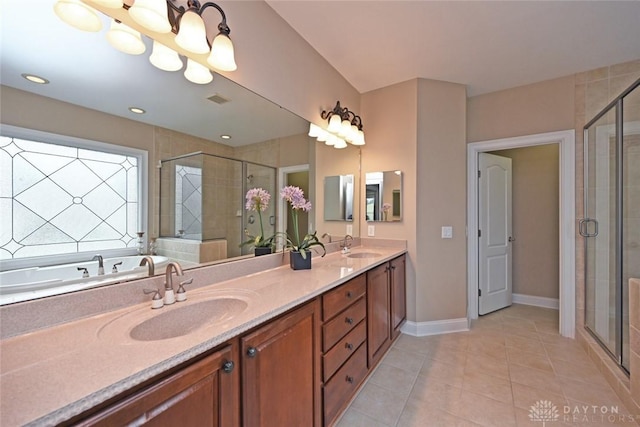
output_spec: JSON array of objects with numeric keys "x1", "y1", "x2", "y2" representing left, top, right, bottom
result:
[
  {"x1": 308, "y1": 101, "x2": 365, "y2": 149},
  {"x1": 54, "y1": 0, "x2": 237, "y2": 85}
]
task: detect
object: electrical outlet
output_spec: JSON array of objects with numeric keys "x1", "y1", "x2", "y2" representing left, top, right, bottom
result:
[
  {"x1": 368, "y1": 225, "x2": 375, "y2": 237},
  {"x1": 441, "y1": 226, "x2": 453, "y2": 239},
  {"x1": 346, "y1": 224, "x2": 353, "y2": 235}
]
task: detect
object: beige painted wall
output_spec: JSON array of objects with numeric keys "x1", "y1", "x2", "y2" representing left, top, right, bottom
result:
[
  {"x1": 360, "y1": 78, "x2": 467, "y2": 323},
  {"x1": 491, "y1": 145, "x2": 560, "y2": 300},
  {"x1": 467, "y1": 75, "x2": 575, "y2": 143}
]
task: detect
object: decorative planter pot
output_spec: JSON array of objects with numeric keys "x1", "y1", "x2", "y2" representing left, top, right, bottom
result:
[
  {"x1": 290, "y1": 250, "x2": 311, "y2": 270},
  {"x1": 254, "y1": 247, "x2": 273, "y2": 257}
]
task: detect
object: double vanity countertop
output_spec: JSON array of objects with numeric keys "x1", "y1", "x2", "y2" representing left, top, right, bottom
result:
[{"x1": 0, "y1": 243, "x2": 406, "y2": 427}]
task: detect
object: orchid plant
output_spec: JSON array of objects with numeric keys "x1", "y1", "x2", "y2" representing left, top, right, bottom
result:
[
  {"x1": 240, "y1": 188, "x2": 276, "y2": 249},
  {"x1": 280, "y1": 185, "x2": 325, "y2": 259}
]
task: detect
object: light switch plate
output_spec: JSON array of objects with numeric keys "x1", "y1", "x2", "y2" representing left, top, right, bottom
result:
[
  {"x1": 368, "y1": 225, "x2": 375, "y2": 237},
  {"x1": 346, "y1": 224, "x2": 353, "y2": 235},
  {"x1": 441, "y1": 226, "x2": 453, "y2": 239}
]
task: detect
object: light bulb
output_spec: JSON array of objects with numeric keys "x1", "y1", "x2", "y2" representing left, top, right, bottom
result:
[
  {"x1": 129, "y1": 0, "x2": 171, "y2": 33},
  {"x1": 175, "y1": 10, "x2": 209, "y2": 54},
  {"x1": 184, "y1": 59, "x2": 212, "y2": 84},
  {"x1": 150, "y1": 40, "x2": 183, "y2": 71},
  {"x1": 53, "y1": 0, "x2": 102, "y2": 32},
  {"x1": 107, "y1": 20, "x2": 146, "y2": 55},
  {"x1": 207, "y1": 33, "x2": 237, "y2": 71}
]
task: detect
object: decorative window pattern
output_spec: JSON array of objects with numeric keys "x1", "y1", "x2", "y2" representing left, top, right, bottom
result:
[
  {"x1": 0, "y1": 136, "x2": 139, "y2": 260},
  {"x1": 175, "y1": 165, "x2": 202, "y2": 240}
]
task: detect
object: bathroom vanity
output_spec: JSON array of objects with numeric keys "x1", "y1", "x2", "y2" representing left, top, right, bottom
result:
[{"x1": 0, "y1": 242, "x2": 406, "y2": 427}]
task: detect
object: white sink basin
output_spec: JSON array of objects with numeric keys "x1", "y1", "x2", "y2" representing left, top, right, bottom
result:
[{"x1": 347, "y1": 252, "x2": 381, "y2": 259}]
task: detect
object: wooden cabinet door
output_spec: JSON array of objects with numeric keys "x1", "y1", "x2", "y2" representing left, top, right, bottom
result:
[
  {"x1": 77, "y1": 343, "x2": 240, "y2": 427},
  {"x1": 390, "y1": 255, "x2": 407, "y2": 340},
  {"x1": 367, "y1": 263, "x2": 391, "y2": 368},
  {"x1": 241, "y1": 299, "x2": 321, "y2": 427}
]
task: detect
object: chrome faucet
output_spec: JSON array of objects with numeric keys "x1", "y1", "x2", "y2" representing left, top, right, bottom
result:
[
  {"x1": 322, "y1": 233, "x2": 333, "y2": 243},
  {"x1": 163, "y1": 262, "x2": 184, "y2": 305},
  {"x1": 139, "y1": 255, "x2": 155, "y2": 276},
  {"x1": 340, "y1": 235, "x2": 353, "y2": 253},
  {"x1": 92, "y1": 255, "x2": 104, "y2": 275}
]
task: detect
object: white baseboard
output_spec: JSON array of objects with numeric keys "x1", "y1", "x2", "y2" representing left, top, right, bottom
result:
[
  {"x1": 512, "y1": 293, "x2": 559, "y2": 310},
  {"x1": 401, "y1": 317, "x2": 470, "y2": 337}
]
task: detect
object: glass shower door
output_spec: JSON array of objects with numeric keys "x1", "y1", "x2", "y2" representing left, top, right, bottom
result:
[{"x1": 584, "y1": 108, "x2": 618, "y2": 357}]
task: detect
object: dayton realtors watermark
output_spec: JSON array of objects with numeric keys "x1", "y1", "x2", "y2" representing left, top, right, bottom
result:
[{"x1": 530, "y1": 400, "x2": 639, "y2": 424}]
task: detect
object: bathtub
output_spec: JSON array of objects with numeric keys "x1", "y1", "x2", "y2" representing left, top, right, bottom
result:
[{"x1": 0, "y1": 255, "x2": 169, "y2": 305}]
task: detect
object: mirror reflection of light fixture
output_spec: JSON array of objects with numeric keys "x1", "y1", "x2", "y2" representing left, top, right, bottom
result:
[
  {"x1": 54, "y1": 0, "x2": 237, "y2": 85},
  {"x1": 53, "y1": 0, "x2": 103, "y2": 32},
  {"x1": 106, "y1": 20, "x2": 146, "y2": 55},
  {"x1": 308, "y1": 101, "x2": 365, "y2": 149}
]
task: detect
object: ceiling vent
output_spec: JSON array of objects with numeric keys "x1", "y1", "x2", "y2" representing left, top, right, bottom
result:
[{"x1": 207, "y1": 94, "x2": 230, "y2": 104}]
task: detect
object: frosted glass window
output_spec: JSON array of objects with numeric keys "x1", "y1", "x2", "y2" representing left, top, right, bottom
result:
[{"x1": 0, "y1": 136, "x2": 140, "y2": 260}]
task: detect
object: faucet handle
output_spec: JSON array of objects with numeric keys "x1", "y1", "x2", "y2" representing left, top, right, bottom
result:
[
  {"x1": 143, "y1": 288, "x2": 163, "y2": 309},
  {"x1": 112, "y1": 261, "x2": 123, "y2": 273},
  {"x1": 176, "y1": 278, "x2": 193, "y2": 302},
  {"x1": 77, "y1": 267, "x2": 89, "y2": 278}
]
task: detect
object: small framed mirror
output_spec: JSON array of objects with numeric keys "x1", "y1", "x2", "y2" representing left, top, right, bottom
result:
[
  {"x1": 323, "y1": 174, "x2": 354, "y2": 221},
  {"x1": 365, "y1": 171, "x2": 402, "y2": 222}
]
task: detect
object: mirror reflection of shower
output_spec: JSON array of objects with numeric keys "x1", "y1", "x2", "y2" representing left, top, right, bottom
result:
[{"x1": 159, "y1": 152, "x2": 276, "y2": 263}]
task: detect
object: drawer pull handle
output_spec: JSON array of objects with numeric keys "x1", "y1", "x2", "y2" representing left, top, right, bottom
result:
[
  {"x1": 346, "y1": 291, "x2": 353, "y2": 298},
  {"x1": 346, "y1": 375, "x2": 354, "y2": 384},
  {"x1": 345, "y1": 343, "x2": 353, "y2": 350},
  {"x1": 345, "y1": 317, "x2": 354, "y2": 325},
  {"x1": 222, "y1": 360, "x2": 234, "y2": 373},
  {"x1": 246, "y1": 347, "x2": 258, "y2": 358}
]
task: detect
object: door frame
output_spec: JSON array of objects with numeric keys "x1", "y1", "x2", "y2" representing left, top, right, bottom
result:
[{"x1": 466, "y1": 130, "x2": 576, "y2": 338}]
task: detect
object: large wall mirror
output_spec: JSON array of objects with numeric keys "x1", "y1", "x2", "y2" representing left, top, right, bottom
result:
[
  {"x1": 365, "y1": 171, "x2": 403, "y2": 222},
  {"x1": 0, "y1": 3, "x2": 359, "y2": 304}
]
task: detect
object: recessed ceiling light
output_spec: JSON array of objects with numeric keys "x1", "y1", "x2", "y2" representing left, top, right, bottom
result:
[
  {"x1": 21, "y1": 73, "x2": 49, "y2": 84},
  {"x1": 220, "y1": 134, "x2": 231, "y2": 140},
  {"x1": 129, "y1": 107, "x2": 146, "y2": 114}
]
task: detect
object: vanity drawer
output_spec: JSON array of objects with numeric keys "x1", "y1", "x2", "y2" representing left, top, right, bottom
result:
[
  {"x1": 322, "y1": 320, "x2": 366, "y2": 382},
  {"x1": 322, "y1": 297, "x2": 366, "y2": 351},
  {"x1": 322, "y1": 275, "x2": 366, "y2": 321},
  {"x1": 323, "y1": 343, "x2": 368, "y2": 426}
]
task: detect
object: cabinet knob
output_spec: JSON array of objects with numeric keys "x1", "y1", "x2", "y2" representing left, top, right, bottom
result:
[
  {"x1": 346, "y1": 291, "x2": 353, "y2": 298},
  {"x1": 246, "y1": 347, "x2": 258, "y2": 358},
  {"x1": 346, "y1": 375, "x2": 354, "y2": 384},
  {"x1": 345, "y1": 343, "x2": 353, "y2": 350},
  {"x1": 222, "y1": 360, "x2": 235, "y2": 373},
  {"x1": 391, "y1": 265, "x2": 396, "y2": 270},
  {"x1": 345, "y1": 317, "x2": 354, "y2": 325}
]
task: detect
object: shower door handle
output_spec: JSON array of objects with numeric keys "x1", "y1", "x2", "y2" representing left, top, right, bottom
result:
[{"x1": 579, "y1": 218, "x2": 599, "y2": 237}]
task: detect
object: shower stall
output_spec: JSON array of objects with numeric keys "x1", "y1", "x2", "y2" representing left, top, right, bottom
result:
[
  {"x1": 582, "y1": 78, "x2": 640, "y2": 373},
  {"x1": 159, "y1": 152, "x2": 276, "y2": 261}
]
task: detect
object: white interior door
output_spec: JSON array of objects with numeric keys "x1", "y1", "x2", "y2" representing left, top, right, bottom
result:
[{"x1": 478, "y1": 153, "x2": 513, "y2": 315}]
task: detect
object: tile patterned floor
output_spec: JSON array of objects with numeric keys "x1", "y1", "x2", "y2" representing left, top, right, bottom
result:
[{"x1": 337, "y1": 304, "x2": 640, "y2": 427}]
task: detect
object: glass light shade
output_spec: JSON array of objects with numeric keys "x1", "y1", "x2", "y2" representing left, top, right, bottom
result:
[
  {"x1": 339, "y1": 119, "x2": 351, "y2": 137},
  {"x1": 325, "y1": 134, "x2": 339, "y2": 146},
  {"x1": 207, "y1": 34, "x2": 237, "y2": 71},
  {"x1": 327, "y1": 114, "x2": 342, "y2": 133},
  {"x1": 349, "y1": 124, "x2": 359, "y2": 142},
  {"x1": 92, "y1": 0, "x2": 123, "y2": 8},
  {"x1": 175, "y1": 11, "x2": 209, "y2": 54},
  {"x1": 357, "y1": 130, "x2": 366, "y2": 145},
  {"x1": 316, "y1": 130, "x2": 328, "y2": 142},
  {"x1": 106, "y1": 20, "x2": 146, "y2": 55},
  {"x1": 308, "y1": 123, "x2": 321, "y2": 137},
  {"x1": 149, "y1": 40, "x2": 183, "y2": 71},
  {"x1": 184, "y1": 59, "x2": 212, "y2": 84},
  {"x1": 53, "y1": 0, "x2": 102, "y2": 32},
  {"x1": 129, "y1": 0, "x2": 171, "y2": 34},
  {"x1": 334, "y1": 138, "x2": 348, "y2": 149}
]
